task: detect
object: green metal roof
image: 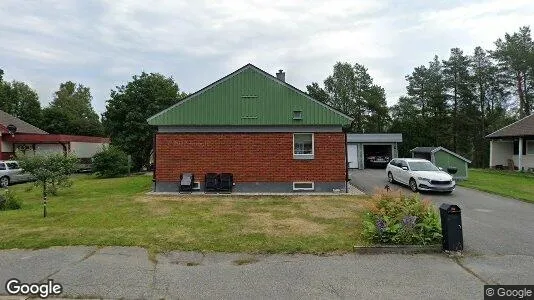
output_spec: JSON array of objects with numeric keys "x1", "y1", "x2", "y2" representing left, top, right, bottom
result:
[{"x1": 147, "y1": 64, "x2": 352, "y2": 126}]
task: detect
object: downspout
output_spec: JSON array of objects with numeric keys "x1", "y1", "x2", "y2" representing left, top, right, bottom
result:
[
  {"x1": 153, "y1": 129, "x2": 157, "y2": 192},
  {"x1": 343, "y1": 132, "x2": 350, "y2": 194}
]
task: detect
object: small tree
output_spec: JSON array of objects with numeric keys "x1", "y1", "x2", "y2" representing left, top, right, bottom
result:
[
  {"x1": 92, "y1": 146, "x2": 129, "y2": 178},
  {"x1": 18, "y1": 152, "x2": 78, "y2": 217}
]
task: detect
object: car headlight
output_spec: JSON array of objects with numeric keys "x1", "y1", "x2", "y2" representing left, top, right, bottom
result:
[{"x1": 417, "y1": 177, "x2": 431, "y2": 182}]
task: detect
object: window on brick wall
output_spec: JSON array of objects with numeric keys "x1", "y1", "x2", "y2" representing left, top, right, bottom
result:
[
  {"x1": 293, "y1": 133, "x2": 314, "y2": 159},
  {"x1": 293, "y1": 182, "x2": 314, "y2": 191}
]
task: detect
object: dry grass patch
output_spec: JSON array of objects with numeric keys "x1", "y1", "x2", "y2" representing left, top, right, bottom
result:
[
  {"x1": 300, "y1": 197, "x2": 368, "y2": 219},
  {"x1": 212, "y1": 199, "x2": 237, "y2": 216},
  {"x1": 243, "y1": 213, "x2": 326, "y2": 236}
]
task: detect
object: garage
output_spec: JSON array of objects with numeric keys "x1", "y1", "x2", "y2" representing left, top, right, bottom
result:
[
  {"x1": 363, "y1": 144, "x2": 392, "y2": 168},
  {"x1": 347, "y1": 133, "x2": 403, "y2": 169}
]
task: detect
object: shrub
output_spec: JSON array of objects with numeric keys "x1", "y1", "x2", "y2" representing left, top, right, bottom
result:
[
  {"x1": 18, "y1": 151, "x2": 79, "y2": 196},
  {"x1": 362, "y1": 192, "x2": 442, "y2": 245},
  {"x1": 0, "y1": 189, "x2": 22, "y2": 211},
  {"x1": 92, "y1": 146, "x2": 129, "y2": 178}
]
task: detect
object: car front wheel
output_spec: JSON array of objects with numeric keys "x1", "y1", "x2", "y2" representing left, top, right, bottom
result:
[
  {"x1": 409, "y1": 178, "x2": 418, "y2": 192},
  {"x1": 0, "y1": 176, "x2": 10, "y2": 188}
]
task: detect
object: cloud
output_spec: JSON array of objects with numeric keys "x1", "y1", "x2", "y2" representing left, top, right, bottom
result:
[{"x1": 0, "y1": 0, "x2": 533, "y2": 114}]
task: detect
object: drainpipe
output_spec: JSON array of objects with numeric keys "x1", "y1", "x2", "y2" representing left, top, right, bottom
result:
[
  {"x1": 518, "y1": 137, "x2": 523, "y2": 171},
  {"x1": 153, "y1": 131, "x2": 157, "y2": 192},
  {"x1": 489, "y1": 140, "x2": 493, "y2": 168},
  {"x1": 345, "y1": 132, "x2": 348, "y2": 193}
]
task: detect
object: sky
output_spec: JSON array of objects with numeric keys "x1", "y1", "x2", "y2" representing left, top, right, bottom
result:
[{"x1": 1, "y1": 0, "x2": 534, "y2": 114}]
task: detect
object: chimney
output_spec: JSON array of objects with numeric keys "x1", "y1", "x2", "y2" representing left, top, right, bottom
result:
[{"x1": 276, "y1": 69, "x2": 285, "y2": 82}]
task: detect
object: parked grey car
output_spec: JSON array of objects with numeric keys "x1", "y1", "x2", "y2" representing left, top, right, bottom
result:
[{"x1": 0, "y1": 161, "x2": 32, "y2": 188}]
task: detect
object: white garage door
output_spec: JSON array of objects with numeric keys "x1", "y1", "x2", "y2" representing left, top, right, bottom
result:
[{"x1": 347, "y1": 144, "x2": 359, "y2": 169}]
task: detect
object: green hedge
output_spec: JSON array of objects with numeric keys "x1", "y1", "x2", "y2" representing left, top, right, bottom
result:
[{"x1": 92, "y1": 146, "x2": 129, "y2": 178}]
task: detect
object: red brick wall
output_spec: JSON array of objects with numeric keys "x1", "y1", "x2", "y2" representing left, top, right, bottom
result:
[{"x1": 155, "y1": 132, "x2": 346, "y2": 183}]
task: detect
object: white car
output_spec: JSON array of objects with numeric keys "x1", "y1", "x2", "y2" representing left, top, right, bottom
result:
[
  {"x1": 385, "y1": 158, "x2": 455, "y2": 193},
  {"x1": 0, "y1": 161, "x2": 33, "y2": 188}
]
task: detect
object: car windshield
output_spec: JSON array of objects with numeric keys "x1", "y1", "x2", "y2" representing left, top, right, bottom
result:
[{"x1": 408, "y1": 161, "x2": 439, "y2": 171}]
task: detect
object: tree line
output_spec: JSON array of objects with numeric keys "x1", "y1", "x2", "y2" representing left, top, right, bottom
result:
[
  {"x1": 0, "y1": 70, "x2": 187, "y2": 171},
  {"x1": 389, "y1": 26, "x2": 533, "y2": 167},
  {"x1": 0, "y1": 73, "x2": 104, "y2": 136},
  {"x1": 1, "y1": 26, "x2": 531, "y2": 170},
  {"x1": 306, "y1": 26, "x2": 534, "y2": 168}
]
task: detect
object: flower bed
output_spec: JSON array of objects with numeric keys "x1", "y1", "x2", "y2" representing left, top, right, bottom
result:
[{"x1": 362, "y1": 192, "x2": 441, "y2": 245}]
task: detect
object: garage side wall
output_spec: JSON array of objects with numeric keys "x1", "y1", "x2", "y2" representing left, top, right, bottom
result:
[
  {"x1": 434, "y1": 151, "x2": 467, "y2": 179},
  {"x1": 155, "y1": 132, "x2": 346, "y2": 192},
  {"x1": 70, "y1": 142, "x2": 108, "y2": 158}
]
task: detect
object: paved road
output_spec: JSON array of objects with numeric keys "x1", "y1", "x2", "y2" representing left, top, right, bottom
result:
[
  {"x1": 0, "y1": 246, "x2": 523, "y2": 299},
  {"x1": 349, "y1": 169, "x2": 534, "y2": 256}
]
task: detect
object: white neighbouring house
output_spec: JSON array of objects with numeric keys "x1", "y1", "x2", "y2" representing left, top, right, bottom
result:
[{"x1": 487, "y1": 113, "x2": 534, "y2": 171}]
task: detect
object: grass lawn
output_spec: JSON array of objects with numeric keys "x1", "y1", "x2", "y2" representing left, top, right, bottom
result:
[
  {"x1": 0, "y1": 175, "x2": 369, "y2": 255},
  {"x1": 460, "y1": 169, "x2": 534, "y2": 203}
]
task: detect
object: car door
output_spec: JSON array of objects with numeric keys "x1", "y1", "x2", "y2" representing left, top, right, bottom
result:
[
  {"x1": 397, "y1": 160, "x2": 410, "y2": 184},
  {"x1": 6, "y1": 162, "x2": 23, "y2": 183},
  {"x1": 390, "y1": 159, "x2": 402, "y2": 182}
]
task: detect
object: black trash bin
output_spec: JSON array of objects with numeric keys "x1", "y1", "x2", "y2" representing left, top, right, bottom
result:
[
  {"x1": 179, "y1": 173, "x2": 194, "y2": 192},
  {"x1": 439, "y1": 203, "x2": 463, "y2": 251},
  {"x1": 205, "y1": 173, "x2": 219, "y2": 192},
  {"x1": 219, "y1": 173, "x2": 233, "y2": 193}
]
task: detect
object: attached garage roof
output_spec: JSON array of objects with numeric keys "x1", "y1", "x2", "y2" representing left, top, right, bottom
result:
[
  {"x1": 147, "y1": 64, "x2": 353, "y2": 126},
  {"x1": 347, "y1": 133, "x2": 402, "y2": 143},
  {"x1": 0, "y1": 109, "x2": 48, "y2": 134},
  {"x1": 486, "y1": 113, "x2": 534, "y2": 138}
]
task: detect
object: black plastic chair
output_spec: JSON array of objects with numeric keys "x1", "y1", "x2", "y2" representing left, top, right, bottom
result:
[
  {"x1": 219, "y1": 173, "x2": 233, "y2": 193},
  {"x1": 205, "y1": 173, "x2": 219, "y2": 192}
]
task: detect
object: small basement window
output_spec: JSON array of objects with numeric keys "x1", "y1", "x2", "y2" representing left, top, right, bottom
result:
[
  {"x1": 293, "y1": 110, "x2": 302, "y2": 120},
  {"x1": 293, "y1": 133, "x2": 314, "y2": 159},
  {"x1": 293, "y1": 182, "x2": 314, "y2": 191},
  {"x1": 192, "y1": 182, "x2": 201, "y2": 191}
]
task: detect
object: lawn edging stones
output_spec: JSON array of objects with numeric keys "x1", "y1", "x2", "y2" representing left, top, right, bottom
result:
[{"x1": 353, "y1": 244, "x2": 441, "y2": 254}]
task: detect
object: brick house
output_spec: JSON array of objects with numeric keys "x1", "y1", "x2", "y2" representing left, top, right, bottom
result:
[{"x1": 148, "y1": 64, "x2": 353, "y2": 192}]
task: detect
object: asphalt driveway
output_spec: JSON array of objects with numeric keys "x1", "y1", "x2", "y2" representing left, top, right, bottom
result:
[{"x1": 349, "y1": 169, "x2": 534, "y2": 256}]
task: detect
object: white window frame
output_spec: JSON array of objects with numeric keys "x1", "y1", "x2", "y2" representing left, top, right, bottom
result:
[
  {"x1": 292, "y1": 182, "x2": 315, "y2": 191},
  {"x1": 293, "y1": 110, "x2": 303, "y2": 120},
  {"x1": 192, "y1": 182, "x2": 201, "y2": 191},
  {"x1": 293, "y1": 133, "x2": 314, "y2": 160},
  {"x1": 527, "y1": 140, "x2": 534, "y2": 155}
]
